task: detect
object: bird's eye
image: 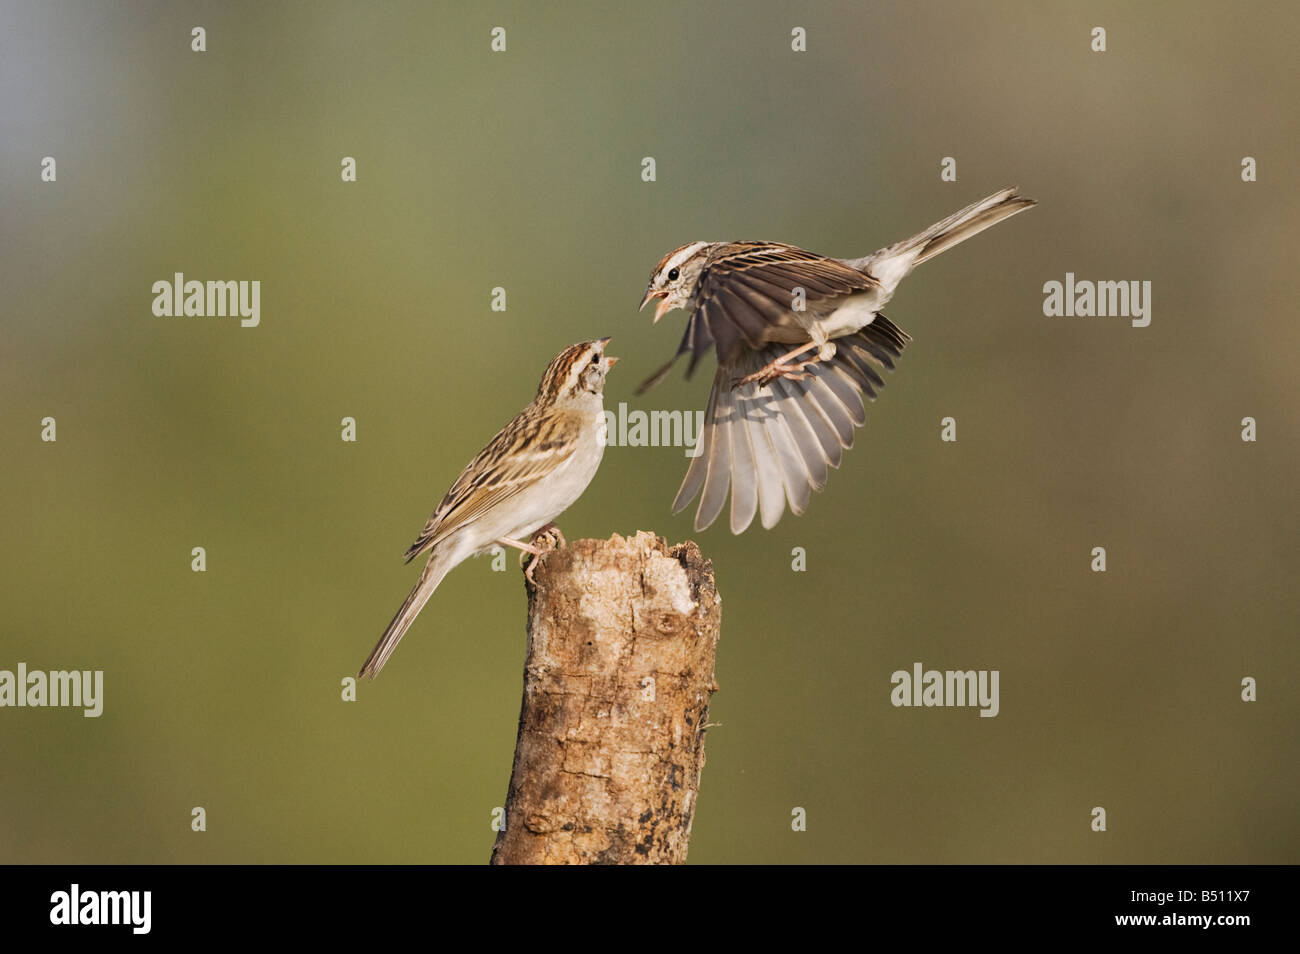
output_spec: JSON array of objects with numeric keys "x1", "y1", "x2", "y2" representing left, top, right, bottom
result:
[
  {"x1": 591, "y1": 352, "x2": 599, "y2": 364},
  {"x1": 667, "y1": 267, "x2": 679, "y2": 281}
]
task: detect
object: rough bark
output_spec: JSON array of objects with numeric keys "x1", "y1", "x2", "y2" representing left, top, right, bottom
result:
[{"x1": 490, "y1": 531, "x2": 721, "y2": 865}]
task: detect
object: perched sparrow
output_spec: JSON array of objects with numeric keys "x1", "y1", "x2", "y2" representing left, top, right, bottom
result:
[
  {"x1": 358, "y1": 338, "x2": 618, "y2": 680},
  {"x1": 638, "y1": 188, "x2": 1035, "y2": 533}
]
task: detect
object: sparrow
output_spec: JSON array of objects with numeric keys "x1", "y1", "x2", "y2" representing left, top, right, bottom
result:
[
  {"x1": 637, "y1": 188, "x2": 1036, "y2": 534},
  {"x1": 358, "y1": 338, "x2": 618, "y2": 680}
]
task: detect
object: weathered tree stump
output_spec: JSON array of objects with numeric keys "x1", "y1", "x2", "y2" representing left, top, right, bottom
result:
[{"x1": 490, "y1": 531, "x2": 721, "y2": 865}]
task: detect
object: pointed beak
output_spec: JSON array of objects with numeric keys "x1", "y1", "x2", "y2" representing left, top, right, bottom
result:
[
  {"x1": 595, "y1": 336, "x2": 617, "y2": 366},
  {"x1": 640, "y1": 286, "x2": 671, "y2": 322}
]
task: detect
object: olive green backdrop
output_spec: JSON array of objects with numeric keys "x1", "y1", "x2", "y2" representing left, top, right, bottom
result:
[{"x1": 2, "y1": 1, "x2": 1297, "y2": 864}]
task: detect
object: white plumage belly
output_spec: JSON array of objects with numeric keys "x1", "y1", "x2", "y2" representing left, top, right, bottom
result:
[
  {"x1": 494, "y1": 420, "x2": 606, "y2": 545},
  {"x1": 815, "y1": 289, "x2": 890, "y2": 339}
]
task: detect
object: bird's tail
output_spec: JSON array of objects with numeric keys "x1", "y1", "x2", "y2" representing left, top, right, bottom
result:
[
  {"x1": 358, "y1": 550, "x2": 455, "y2": 680},
  {"x1": 861, "y1": 188, "x2": 1036, "y2": 293}
]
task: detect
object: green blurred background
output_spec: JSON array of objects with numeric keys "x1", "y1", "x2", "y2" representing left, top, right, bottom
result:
[{"x1": 2, "y1": 1, "x2": 1297, "y2": 864}]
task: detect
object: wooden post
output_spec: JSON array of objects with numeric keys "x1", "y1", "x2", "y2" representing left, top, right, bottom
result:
[{"x1": 490, "y1": 531, "x2": 721, "y2": 865}]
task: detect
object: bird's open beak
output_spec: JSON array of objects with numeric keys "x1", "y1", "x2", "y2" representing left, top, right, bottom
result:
[
  {"x1": 640, "y1": 287, "x2": 672, "y2": 323},
  {"x1": 596, "y1": 336, "x2": 618, "y2": 366}
]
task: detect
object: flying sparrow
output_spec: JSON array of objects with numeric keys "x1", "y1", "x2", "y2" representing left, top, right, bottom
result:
[
  {"x1": 638, "y1": 188, "x2": 1036, "y2": 533},
  {"x1": 358, "y1": 338, "x2": 618, "y2": 680}
]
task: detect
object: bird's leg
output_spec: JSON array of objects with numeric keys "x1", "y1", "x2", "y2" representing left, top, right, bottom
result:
[
  {"x1": 732, "y1": 340, "x2": 826, "y2": 390},
  {"x1": 496, "y1": 527, "x2": 565, "y2": 586},
  {"x1": 496, "y1": 536, "x2": 547, "y2": 585},
  {"x1": 496, "y1": 536, "x2": 543, "y2": 555}
]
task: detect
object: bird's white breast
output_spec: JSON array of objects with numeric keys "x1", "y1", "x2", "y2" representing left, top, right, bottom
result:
[{"x1": 494, "y1": 407, "x2": 606, "y2": 545}]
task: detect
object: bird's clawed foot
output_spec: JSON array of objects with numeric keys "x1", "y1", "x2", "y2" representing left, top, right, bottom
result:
[
  {"x1": 731, "y1": 341, "x2": 830, "y2": 391},
  {"x1": 532, "y1": 523, "x2": 567, "y2": 549},
  {"x1": 510, "y1": 524, "x2": 567, "y2": 586},
  {"x1": 733, "y1": 359, "x2": 819, "y2": 390}
]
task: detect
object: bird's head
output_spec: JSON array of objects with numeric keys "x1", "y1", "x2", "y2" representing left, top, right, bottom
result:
[
  {"x1": 639, "y1": 242, "x2": 712, "y2": 323},
  {"x1": 539, "y1": 337, "x2": 619, "y2": 406}
]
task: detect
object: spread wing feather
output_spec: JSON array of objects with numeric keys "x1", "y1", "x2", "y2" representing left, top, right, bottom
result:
[
  {"x1": 674, "y1": 243, "x2": 881, "y2": 378},
  {"x1": 673, "y1": 316, "x2": 910, "y2": 532}
]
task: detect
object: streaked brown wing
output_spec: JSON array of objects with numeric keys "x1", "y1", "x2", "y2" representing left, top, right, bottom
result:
[
  {"x1": 403, "y1": 409, "x2": 581, "y2": 562},
  {"x1": 675, "y1": 243, "x2": 880, "y2": 378},
  {"x1": 673, "y1": 316, "x2": 910, "y2": 533}
]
